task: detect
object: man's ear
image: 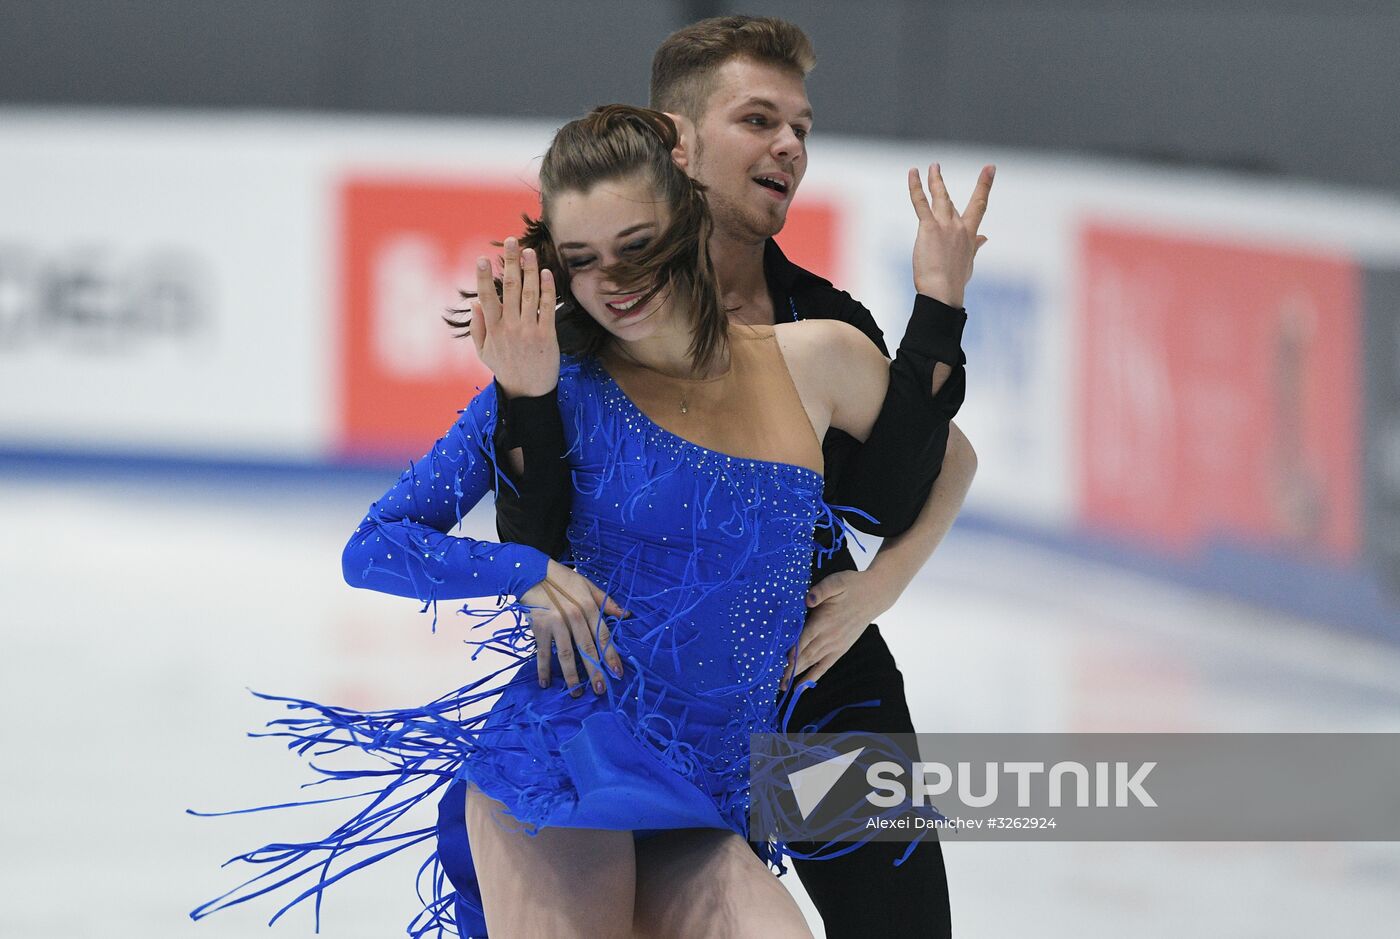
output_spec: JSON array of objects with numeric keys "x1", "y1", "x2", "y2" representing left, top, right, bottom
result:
[{"x1": 664, "y1": 111, "x2": 694, "y2": 171}]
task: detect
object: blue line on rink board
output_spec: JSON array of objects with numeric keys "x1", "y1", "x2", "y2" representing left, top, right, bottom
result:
[
  {"x1": 3, "y1": 444, "x2": 1396, "y2": 643},
  {"x1": 952, "y1": 514, "x2": 1400, "y2": 645},
  {"x1": 0, "y1": 444, "x2": 400, "y2": 488}
]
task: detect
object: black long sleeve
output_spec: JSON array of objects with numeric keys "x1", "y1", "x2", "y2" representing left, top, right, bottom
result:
[
  {"x1": 828, "y1": 294, "x2": 967, "y2": 537},
  {"x1": 490, "y1": 382, "x2": 573, "y2": 559}
]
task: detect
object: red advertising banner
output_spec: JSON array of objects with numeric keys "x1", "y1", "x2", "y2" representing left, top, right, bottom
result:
[
  {"x1": 338, "y1": 174, "x2": 839, "y2": 460},
  {"x1": 1078, "y1": 223, "x2": 1361, "y2": 560},
  {"x1": 775, "y1": 201, "x2": 839, "y2": 291},
  {"x1": 338, "y1": 178, "x2": 533, "y2": 460}
]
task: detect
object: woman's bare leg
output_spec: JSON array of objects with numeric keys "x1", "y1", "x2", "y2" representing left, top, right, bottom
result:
[
  {"x1": 633, "y1": 829, "x2": 813, "y2": 938},
  {"x1": 465, "y1": 786, "x2": 636, "y2": 938}
]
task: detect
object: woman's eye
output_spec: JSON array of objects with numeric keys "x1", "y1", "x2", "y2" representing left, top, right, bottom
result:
[
  {"x1": 565, "y1": 256, "x2": 594, "y2": 270},
  {"x1": 621, "y1": 239, "x2": 650, "y2": 255}
]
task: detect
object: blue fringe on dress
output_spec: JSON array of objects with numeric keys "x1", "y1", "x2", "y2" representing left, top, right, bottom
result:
[{"x1": 190, "y1": 357, "x2": 883, "y2": 937}]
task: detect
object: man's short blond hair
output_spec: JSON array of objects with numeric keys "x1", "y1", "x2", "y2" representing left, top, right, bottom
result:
[{"x1": 649, "y1": 16, "x2": 815, "y2": 122}]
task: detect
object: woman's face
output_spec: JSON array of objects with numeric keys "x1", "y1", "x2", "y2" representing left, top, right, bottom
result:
[{"x1": 549, "y1": 174, "x2": 675, "y2": 343}]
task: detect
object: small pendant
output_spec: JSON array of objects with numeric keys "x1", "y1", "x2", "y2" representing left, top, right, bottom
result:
[{"x1": 680, "y1": 400, "x2": 689, "y2": 414}]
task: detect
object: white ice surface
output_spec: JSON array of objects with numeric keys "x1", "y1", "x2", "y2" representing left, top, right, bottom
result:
[{"x1": 1, "y1": 474, "x2": 1396, "y2": 938}]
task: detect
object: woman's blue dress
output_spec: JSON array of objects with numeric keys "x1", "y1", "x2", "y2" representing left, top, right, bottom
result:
[{"x1": 191, "y1": 354, "x2": 846, "y2": 937}]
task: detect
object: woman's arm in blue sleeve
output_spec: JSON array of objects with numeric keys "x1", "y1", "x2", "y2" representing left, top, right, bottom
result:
[{"x1": 341, "y1": 384, "x2": 551, "y2": 603}]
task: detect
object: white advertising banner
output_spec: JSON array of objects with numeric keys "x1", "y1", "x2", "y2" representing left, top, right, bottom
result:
[
  {"x1": 3, "y1": 109, "x2": 1399, "y2": 548},
  {"x1": 0, "y1": 113, "x2": 331, "y2": 458},
  {"x1": 0, "y1": 111, "x2": 557, "y2": 462}
]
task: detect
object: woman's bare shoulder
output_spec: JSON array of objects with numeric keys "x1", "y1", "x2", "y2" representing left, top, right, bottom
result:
[{"x1": 773, "y1": 319, "x2": 885, "y2": 372}]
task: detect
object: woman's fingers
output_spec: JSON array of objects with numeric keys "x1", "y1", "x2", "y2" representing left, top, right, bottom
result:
[
  {"x1": 539, "y1": 268, "x2": 557, "y2": 331},
  {"x1": 535, "y1": 567, "x2": 629, "y2": 693},
  {"x1": 595, "y1": 617, "x2": 623, "y2": 679},
  {"x1": 520, "y1": 246, "x2": 539, "y2": 322},
  {"x1": 554, "y1": 634, "x2": 584, "y2": 697},
  {"x1": 501, "y1": 237, "x2": 522, "y2": 321},
  {"x1": 585, "y1": 581, "x2": 629, "y2": 620},
  {"x1": 535, "y1": 624, "x2": 554, "y2": 688},
  {"x1": 476, "y1": 256, "x2": 501, "y2": 323},
  {"x1": 469, "y1": 298, "x2": 485, "y2": 354},
  {"x1": 533, "y1": 581, "x2": 572, "y2": 689},
  {"x1": 583, "y1": 583, "x2": 626, "y2": 677},
  {"x1": 561, "y1": 583, "x2": 609, "y2": 694},
  {"x1": 547, "y1": 577, "x2": 596, "y2": 697},
  {"x1": 550, "y1": 583, "x2": 587, "y2": 697},
  {"x1": 569, "y1": 602, "x2": 608, "y2": 695}
]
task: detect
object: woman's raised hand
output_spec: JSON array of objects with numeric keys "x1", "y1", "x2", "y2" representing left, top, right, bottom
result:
[
  {"x1": 469, "y1": 237, "x2": 561, "y2": 398},
  {"x1": 906, "y1": 163, "x2": 995, "y2": 310},
  {"x1": 519, "y1": 560, "x2": 628, "y2": 697}
]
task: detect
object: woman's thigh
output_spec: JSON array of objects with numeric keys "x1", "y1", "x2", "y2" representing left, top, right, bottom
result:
[
  {"x1": 633, "y1": 829, "x2": 813, "y2": 939},
  {"x1": 465, "y1": 786, "x2": 636, "y2": 939}
]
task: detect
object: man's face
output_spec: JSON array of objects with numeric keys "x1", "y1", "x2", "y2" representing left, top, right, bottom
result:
[{"x1": 685, "y1": 57, "x2": 812, "y2": 243}]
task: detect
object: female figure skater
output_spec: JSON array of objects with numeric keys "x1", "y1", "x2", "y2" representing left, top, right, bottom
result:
[{"x1": 193, "y1": 105, "x2": 925, "y2": 938}]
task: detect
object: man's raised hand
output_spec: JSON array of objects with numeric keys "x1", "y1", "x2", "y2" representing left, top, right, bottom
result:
[{"x1": 907, "y1": 163, "x2": 994, "y2": 310}]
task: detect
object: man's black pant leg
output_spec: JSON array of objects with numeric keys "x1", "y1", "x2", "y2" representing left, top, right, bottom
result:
[{"x1": 783, "y1": 625, "x2": 952, "y2": 938}]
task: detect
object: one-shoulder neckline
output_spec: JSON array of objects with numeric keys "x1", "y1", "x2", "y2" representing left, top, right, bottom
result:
[{"x1": 585, "y1": 358, "x2": 824, "y2": 484}]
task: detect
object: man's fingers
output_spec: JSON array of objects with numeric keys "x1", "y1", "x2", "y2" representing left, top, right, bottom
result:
[
  {"x1": 805, "y1": 576, "x2": 841, "y2": 608},
  {"x1": 501, "y1": 237, "x2": 522, "y2": 321},
  {"x1": 797, "y1": 625, "x2": 822, "y2": 669},
  {"x1": 962, "y1": 164, "x2": 995, "y2": 230},
  {"x1": 796, "y1": 654, "x2": 835, "y2": 688},
  {"x1": 907, "y1": 167, "x2": 933, "y2": 222},
  {"x1": 927, "y1": 163, "x2": 953, "y2": 218},
  {"x1": 520, "y1": 246, "x2": 539, "y2": 321},
  {"x1": 476, "y1": 256, "x2": 501, "y2": 323}
]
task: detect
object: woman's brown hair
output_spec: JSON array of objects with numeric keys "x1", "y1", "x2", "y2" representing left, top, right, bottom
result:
[{"x1": 448, "y1": 104, "x2": 727, "y2": 373}]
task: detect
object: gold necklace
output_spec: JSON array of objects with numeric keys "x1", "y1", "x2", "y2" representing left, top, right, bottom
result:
[{"x1": 609, "y1": 344, "x2": 728, "y2": 416}]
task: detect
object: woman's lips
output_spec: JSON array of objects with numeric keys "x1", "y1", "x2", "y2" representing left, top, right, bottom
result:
[{"x1": 605, "y1": 294, "x2": 645, "y2": 317}]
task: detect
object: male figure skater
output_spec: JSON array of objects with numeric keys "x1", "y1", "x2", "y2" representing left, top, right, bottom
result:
[{"x1": 490, "y1": 16, "x2": 990, "y2": 937}]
